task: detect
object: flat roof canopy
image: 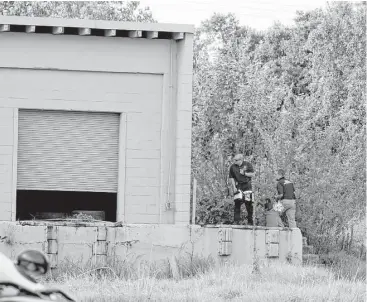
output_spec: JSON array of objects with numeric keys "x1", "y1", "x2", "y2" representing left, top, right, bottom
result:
[{"x1": 0, "y1": 16, "x2": 195, "y2": 40}]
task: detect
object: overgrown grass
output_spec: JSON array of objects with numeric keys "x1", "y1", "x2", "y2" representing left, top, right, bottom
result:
[
  {"x1": 319, "y1": 251, "x2": 366, "y2": 282},
  {"x1": 46, "y1": 254, "x2": 215, "y2": 281},
  {"x1": 45, "y1": 257, "x2": 366, "y2": 302}
]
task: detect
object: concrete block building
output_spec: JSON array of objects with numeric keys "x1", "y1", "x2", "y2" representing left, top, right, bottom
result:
[{"x1": 0, "y1": 16, "x2": 194, "y2": 225}]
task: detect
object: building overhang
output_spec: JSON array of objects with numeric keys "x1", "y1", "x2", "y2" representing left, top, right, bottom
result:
[{"x1": 0, "y1": 16, "x2": 195, "y2": 40}]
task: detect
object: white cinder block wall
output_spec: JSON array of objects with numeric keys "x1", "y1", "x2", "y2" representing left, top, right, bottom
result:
[
  {"x1": 0, "y1": 18, "x2": 194, "y2": 225},
  {"x1": 0, "y1": 108, "x2": 16, "y2": 221},
  {"x1": 174, "y1": 34, "x2": 194, "y2": 224}
]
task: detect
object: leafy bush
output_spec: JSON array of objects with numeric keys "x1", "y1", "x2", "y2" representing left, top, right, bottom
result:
[
  {"x1": 195, "y1": 197, "x2": 235, "y2": 225},
  {"x1": 195, "y1": 196, "x2": 268, "y2": 226}
]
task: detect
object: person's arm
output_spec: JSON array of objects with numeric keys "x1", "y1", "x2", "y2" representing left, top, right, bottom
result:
[
  {"x1": 276, "y1": 182, "x2": 283, "y2": 200},
  {"x1": 245, "y1": 171, "x2": 255, "y2": 177},
  {"x1": 228, "y1": 166, "x2": 237, "y2": 194},
  {"x1": 292, "y1": 183, "x2": 298, "y2": 199},
  {"x1": 245, "y1": 162, "x2": 255, "y2": 178},
  {"x1": 229, "y1": 178, "x2": 237, "y2": 194}
]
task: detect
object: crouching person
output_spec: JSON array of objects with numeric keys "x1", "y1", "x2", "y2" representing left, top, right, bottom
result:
[{"x1": 264, "y1": 198, "x2": 284, "y2": 227}]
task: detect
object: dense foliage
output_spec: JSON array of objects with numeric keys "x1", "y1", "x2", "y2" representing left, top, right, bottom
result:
[
  {"x1": 192, "y1": 2, "x2": 366, "y2": 254},
  {"x1": 0, "y1": 1, "x2": 155, "y2": 22}
]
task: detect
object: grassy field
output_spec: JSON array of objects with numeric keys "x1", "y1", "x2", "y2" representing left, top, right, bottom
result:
[{"x1": 46, "y1": 259, "x2": 366, "y2": 302}]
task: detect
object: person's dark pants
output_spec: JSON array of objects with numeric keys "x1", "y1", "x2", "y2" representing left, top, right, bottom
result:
[{"x1": 234, "y1": 198, "x2": 253, "y2": 225}]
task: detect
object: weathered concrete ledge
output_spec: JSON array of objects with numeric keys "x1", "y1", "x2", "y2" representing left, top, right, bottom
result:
[
  {"x1": 204, "y1": 224, "x2": 294, "y2": 231},
  {"x1": 0, "y1": 221, "x2": 302, "y2": 268}
]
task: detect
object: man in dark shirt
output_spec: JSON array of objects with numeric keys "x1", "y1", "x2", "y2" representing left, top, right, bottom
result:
[
  {"x1": 276, "y1": 169, "x2": 297, "y2": 228},
  {"x1": 229, "y1": 154, "x2": 255, "y2": 225}
]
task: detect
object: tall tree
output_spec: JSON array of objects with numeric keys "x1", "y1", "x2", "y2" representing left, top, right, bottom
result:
[{"x1": 0, "y1": 1, "x2": 156, "y2": 22}]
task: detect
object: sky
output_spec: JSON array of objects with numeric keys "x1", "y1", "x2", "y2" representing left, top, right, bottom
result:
[{"x1": 138, "y1": 0, "x2": 329, "y2": 30}]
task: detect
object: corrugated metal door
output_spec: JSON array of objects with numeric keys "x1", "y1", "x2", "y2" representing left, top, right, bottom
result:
[{"x1": 17, "y1": 109, "x2": 120, "y2": 192}]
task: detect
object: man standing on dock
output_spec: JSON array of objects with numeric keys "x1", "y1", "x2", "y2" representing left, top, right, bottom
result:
[{"x1": 229, "y1": 154, "x2": 255, "y2": 225}]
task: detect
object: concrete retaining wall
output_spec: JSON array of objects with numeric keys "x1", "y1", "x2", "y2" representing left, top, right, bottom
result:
[{"x1": 0, "y1": 221, "x2": 302, "y2": 268}]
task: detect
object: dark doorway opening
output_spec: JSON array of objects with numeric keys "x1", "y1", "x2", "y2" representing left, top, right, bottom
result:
[{"x1": 16, "y1": 190, "x2": 117, "y2": 222}]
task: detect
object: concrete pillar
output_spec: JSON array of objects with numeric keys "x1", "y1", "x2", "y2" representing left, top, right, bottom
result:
[{"x1": 173, "y1": 33, "x2": 194, "y2": 225}]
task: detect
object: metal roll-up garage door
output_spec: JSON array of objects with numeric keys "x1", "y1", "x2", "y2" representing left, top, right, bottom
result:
[{"x1": 17, "y1": 109, "x2": 120, "y2": 192}]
